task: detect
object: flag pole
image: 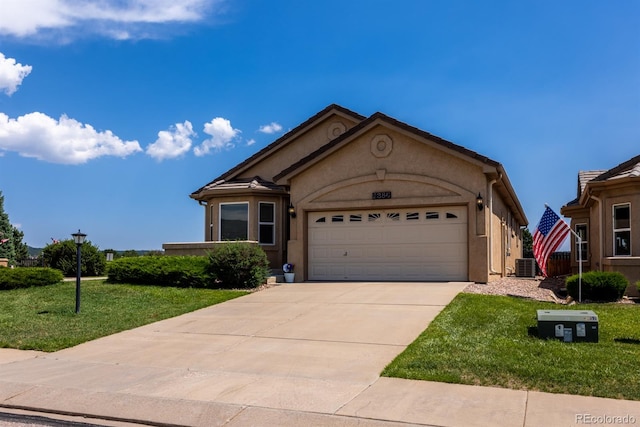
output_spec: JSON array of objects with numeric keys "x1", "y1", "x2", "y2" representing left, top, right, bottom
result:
[
  {"x1": 568, "y1": 227, "x2": 583, "y2": 302},
  {"x1": 544, "y1": 203, "x2": 582, "y2": 302}
]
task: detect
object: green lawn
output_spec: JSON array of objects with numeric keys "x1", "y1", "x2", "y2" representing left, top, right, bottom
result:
[
  {"x1": 382, "y1": 293, "x2": 640, "y2": 400},
  {"x1": 0, "y1": 280, "x2": 248, "y2": 352}
]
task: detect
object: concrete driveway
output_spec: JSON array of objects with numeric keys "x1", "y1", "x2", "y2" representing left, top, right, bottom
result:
[{"x1": 0, "y1": 282, "x2": 466, "y2": 425}]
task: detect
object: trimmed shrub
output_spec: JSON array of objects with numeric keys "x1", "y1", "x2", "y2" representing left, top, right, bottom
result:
[
  {"x1": 106, "y1": 256, "x2": 213, "y2": 288},
  {"x1": 0, "y1": 267, "x2": 63, "y2": 290},
  {"x1": 41, "y1": 239, "x2": 106, "y2": 277},
  {"x1": 207, "y1": 242, "x2": 270, "y2": 289},
  {"x1": 565, "y1": 271, "x2": 629, "y2": 302}
]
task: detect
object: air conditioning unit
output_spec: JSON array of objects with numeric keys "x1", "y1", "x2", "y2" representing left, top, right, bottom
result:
[{"x1": 516, "y1": 258, "x2": 536, "y2": 278}]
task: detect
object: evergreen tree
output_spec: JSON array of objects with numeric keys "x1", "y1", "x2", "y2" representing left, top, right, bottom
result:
[
  {"x1": 12, "y1": 226, "x2": 29, "y2": 262},
  {"x1": 0, "y1": 191, "x2": 16, "y2": 264},
  {"x1": 522, "y1": 228, "x2": 533, "y2": 258}
]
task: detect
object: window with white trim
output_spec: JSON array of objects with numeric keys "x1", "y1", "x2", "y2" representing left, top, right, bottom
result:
[
  {"x1": 220, "y1": 202, "x2": 248, "y2": 240},
  {"x1": 613, "y1": 204, "x2": 631, "y2": 256},
  {"x1": 258, "y1": 202, "x2": 275, "y2": 245},
  {"x1": 575, "y1": 223, "x2": 588, "y2": 262}
]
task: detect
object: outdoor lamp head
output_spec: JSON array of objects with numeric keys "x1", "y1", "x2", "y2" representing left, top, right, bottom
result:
[
  {"x1": 476, "y1": 193, "x2": 484, "y2": 211},
  {"x1": 288, "y1": 203, "x2": 297, "y2": 218},
  {"x1": 72, "y1": 229, "x2": 87, "y2": 245}
]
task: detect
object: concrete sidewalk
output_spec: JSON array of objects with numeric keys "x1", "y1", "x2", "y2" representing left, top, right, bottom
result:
[{"x1": 1, "y1": 282, "x2": 639, "y2": 426}]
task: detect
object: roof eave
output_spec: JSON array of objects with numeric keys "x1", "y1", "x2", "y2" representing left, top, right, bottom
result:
[{"x1": 275, "y1": 112, "x2": 502, "y2": 184}]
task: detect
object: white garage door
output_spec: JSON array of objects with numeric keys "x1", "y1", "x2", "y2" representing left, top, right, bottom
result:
[{"x1": 308, "y1": 207, "x2": 468, "y2": 281}]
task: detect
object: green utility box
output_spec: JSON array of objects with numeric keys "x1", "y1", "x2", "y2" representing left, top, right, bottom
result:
[{"x1": 536, "y1": 310, "x2": 599, "y2": 343}]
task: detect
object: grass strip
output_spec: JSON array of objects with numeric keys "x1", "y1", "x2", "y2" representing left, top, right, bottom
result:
[
  {"x1": 0, "y1": 280, "x2": 247, "y2": 352},
  {"x1": 382, "y1": 293, "x2": 640, "y2": 400}
]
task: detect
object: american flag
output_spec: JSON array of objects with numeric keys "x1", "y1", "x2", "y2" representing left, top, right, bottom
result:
[{"x1": 533, "y1": 206, "x2": 570, "y2": 277}]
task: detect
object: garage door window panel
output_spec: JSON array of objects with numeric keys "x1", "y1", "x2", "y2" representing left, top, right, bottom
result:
[{"x1": 368, "y1": 213, "x2": 382, "y2": 222}]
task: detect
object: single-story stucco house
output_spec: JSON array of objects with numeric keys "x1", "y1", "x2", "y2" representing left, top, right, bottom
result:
[
  {"x1": 165, "y1": 104, "x2": 528, "y2": 283},
  {"x1": 561, "y1": 154, "x2": 640, "y2": 294}
]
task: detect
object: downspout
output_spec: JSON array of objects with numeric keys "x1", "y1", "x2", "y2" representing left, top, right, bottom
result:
[
  {"x1": 198, "y1": 200, "x2": 210, "y2": 241},
  {"x1": 589, "y1": 194, "x2": 604, "y2": 271},
  {"x1": 487, "y1": 173, "x2": 502, "y2": 274}
]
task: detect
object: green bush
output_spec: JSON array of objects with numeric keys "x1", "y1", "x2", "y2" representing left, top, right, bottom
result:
[
  {"x1": 41, "y1": 239, "x2": 106, "y2": 277},
  {"x1": 566, "y1": 271, "x2": 629, "y2": 302},
  {"x1": 207, "y1": 242, "x2": 270, "y2": 289},
  {"x1": 0, "y1": 267, "x2": 63, "y2": 290},
  {"x1": 106, "y1": 256, "x2": 213, "y2": 288}
]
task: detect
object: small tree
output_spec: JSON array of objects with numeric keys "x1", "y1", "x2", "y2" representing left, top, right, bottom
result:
[
  {"x1": 41, "y1": 239, "x2": 107, "y2": 276},
  {"x1": 0, "y1": 191, "x2": 16, "y2": 264},
  {"x1": 12, "y1": 226, "x2": 29, "y2": 263},
  {"x1": 522, "y1": 228, "x2": 533, "y2": 258}
]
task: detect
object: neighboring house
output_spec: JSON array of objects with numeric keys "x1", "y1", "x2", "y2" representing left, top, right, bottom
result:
[
  {"x1": 561, "y1": 154, "x2": 640, "y2": 295},
  {"x1": 167, "y1": 104, "x2": 528, "y2": 283}
]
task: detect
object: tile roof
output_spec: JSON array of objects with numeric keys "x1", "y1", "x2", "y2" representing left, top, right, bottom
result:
[
  {"x1": 592, "y1": 154, "x2": 640, "y2": 182},
  {"x1": 578, "y1": 170, "x2": 606, "y2": 194},
  {"x1": 564, "y1": 154, "x2": 640, "y2": 208},
  {"x1": 194, "y1": 176, "x2": 286, "y2": 194}
]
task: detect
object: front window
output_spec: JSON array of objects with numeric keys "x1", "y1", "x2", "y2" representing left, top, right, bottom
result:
[
  {"x1": 220, "y1": 203, "x2": 248, "y2": 240},
  {"x1": 258, "y1": 202, "x2": 275, "y2": 245},
  {"x1": 575, "y1": 223, "x2": 588, "y2": 262},
  {"x1": 613, "y1": 204, "x2": 631, "y2": 256}
]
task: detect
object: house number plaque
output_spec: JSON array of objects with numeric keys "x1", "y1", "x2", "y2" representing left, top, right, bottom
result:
[{"x1": 372, "y1": 191, "x2": 392, "y2": 200}]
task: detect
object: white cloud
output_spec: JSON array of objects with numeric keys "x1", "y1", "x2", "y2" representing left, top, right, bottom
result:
[
  {"x1": 258, "y1": 122, "x2": 283, "y2": 134},
  {"x1": 246, "y1": 138, "x2": 256, "y2": 146},
  {"x1": 146, "y1": 121, "x2": 195, "y2": 161},
  {"x1": 0, "y1": 0, "x2": 224, "y2": 40},
  {"x1": 0, "y1": 52, "x2": 32, "y2": 96},
  {"x1": 193, "y1": 117, "x2": 239, "y2": 156},
  {"x1": 0, "y1": 112, "x2": 142, "y2": 164}
]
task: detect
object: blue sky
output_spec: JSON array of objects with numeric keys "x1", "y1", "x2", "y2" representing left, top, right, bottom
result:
[{"x1": 0, "y1": 0, "x2": 638, "y2": 250}]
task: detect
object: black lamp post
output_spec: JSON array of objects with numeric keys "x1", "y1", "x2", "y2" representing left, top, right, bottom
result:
[{"x1": 72, "y1": 230, "x2": 87, "y2": 314}]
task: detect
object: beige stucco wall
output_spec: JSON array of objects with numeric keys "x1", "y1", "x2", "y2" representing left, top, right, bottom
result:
[
  {"x1": 238, "y1": 114, "x2": 360, "y2": 183},
  {"x1": 487, "y1": 186, "x2": 524, "y2": 282},
  {"x1": 282, "y1": 125, "x2": 501, "y2": 282}
]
